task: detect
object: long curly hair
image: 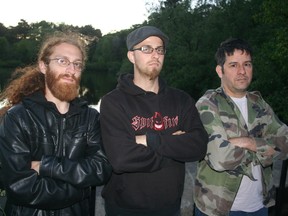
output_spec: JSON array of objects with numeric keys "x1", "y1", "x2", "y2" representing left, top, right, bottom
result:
[{"x1": 0, "y1": 31, "x2": 87, "y2": 116}]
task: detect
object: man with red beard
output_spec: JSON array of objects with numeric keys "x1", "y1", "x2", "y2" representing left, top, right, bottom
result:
[
  {"x1": 100, "y1": 26, "x2": 208, "y2": 216},
  {"x1": 0, "y1": 31, "x2": 112, "y2": 216}
]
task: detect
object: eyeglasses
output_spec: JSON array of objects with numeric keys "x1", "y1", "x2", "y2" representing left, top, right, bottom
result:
[
  {"x1": 131, "y1": 45, "x2": 166, "y2": 55},
  {"x1": 48, "y1": 57, "x2": 83, "y2": 71}
]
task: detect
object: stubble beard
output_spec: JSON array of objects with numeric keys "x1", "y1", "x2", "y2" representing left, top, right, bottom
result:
[{"x1": 137, "y1": 64, "x2": 161, "y2": 80}]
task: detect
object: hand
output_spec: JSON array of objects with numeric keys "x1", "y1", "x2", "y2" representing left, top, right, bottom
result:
[
  {"x1": 260, "y1": 146, "x2": 276, "y2": 157},
  {"x1": 229, "y1": 137, "x2": 257, "y2": 152},
  {"x1": 135, "y1": 130, "x2": 185, "y2": 147},
  {"x1": 135, "y1": 135, "x2": 147, "y2": 146},
  {"x1": 172, "y1": 130, "x2": 185, "y2": 135},
  {"x1": 31, "y1": 161, "x2": 40, "y2": 174}
]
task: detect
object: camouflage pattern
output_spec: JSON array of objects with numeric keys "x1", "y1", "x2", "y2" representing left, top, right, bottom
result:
[{"x1": 194, "y1": 87, "x2": 288, "y2": 216}]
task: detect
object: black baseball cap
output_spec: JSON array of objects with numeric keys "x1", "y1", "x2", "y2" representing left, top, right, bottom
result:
[{"x1": 126, "y1": 26, "x2": 169, "y2": 51}]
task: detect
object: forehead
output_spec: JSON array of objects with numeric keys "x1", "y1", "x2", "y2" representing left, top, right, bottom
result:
[
  {"x1": 138, "y1": 36, "x2": 164, "y2": 46},
  {"x1": 225, "y1": 49, "x2": 251, "y2": 62},
  {"x1": 52, "y1": 43, "x2": 82, "y2": 57}
]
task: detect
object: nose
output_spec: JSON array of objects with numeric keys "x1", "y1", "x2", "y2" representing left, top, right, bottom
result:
[
  {"x1": 66, "y1": 63, "x2": 77, "y2": 74},
  {"x1": 238, "y1": 65, "x2": 246, "y2": 74},
  {"x1": 151, "y1": 49, "x2": 160, "y2": 58}
]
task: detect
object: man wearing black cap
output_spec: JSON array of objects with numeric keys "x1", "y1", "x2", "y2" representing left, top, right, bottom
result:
[{"x1": 100, "y1": 26, "x2": 208, "y2": 216}]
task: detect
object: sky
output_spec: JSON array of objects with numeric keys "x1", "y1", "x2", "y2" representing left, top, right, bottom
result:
[{"x1": 0, "y1": 0, "x2": 159, "y2": 35}]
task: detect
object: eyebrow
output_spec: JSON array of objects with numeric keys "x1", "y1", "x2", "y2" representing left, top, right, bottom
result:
[
  {"x1": 141, "y1": 45, "x2": 164, "y2": 47},
  {"x1": 53, "y1": 56, "x2": 83, "y2": 61},
  {"x1": 228, "y1": 60, "x2": 252, "y2": 64}
]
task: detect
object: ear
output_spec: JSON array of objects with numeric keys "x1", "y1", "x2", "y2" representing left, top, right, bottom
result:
[
  {"x1": 127, "y1": 51, "x2": 135, "y2": 64},
  {"x1": 39, "y1": 61, "x2": 47, "y2": 74},
  {"x1": 216, "y1": 65, "x2": 223, "y2": 78}
]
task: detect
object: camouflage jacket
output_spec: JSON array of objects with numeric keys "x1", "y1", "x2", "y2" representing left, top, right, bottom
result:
[{"x1": 194, "y1": 87, "x2": 288, "y2": 216}]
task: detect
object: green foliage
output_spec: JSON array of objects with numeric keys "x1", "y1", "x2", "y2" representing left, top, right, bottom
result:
[
  {"x1": 0, "y1": 67, "x2": 15, "y2": 92},
  {"x1": 11, "y1": 39, "x2": 38, "y2": 64},
  {"x1": 0, "y1": 37, "x2": 9, "y2": 60},
  {"x1": 0, "y1": 0, "x2": 287, "y2": 122},
  {"x1": 251, "y1": 0, "x2": 288, "y2": 123}
]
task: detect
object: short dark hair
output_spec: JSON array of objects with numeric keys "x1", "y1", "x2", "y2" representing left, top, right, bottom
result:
[{"x1": 215, "y1": 38, "x2": 253, "y2": 67}]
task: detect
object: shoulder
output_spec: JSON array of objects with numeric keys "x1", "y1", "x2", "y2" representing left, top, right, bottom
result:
[
  {"x1": 166, "y1": 87, "x2": 194, "y2": 100},
  {"x1": 88, "y1": 106, "x2": 100, "y2": 114},
  {"x1": 6, "y1": 103, "x2": 26, "y2": 116},
  {"x1": 247, "y1": 91, "x2": 263, "y2": 101},
  {"x1": 1, "y1": 103, "x2": 29, "y2": 128},
  {"x1": 100, "y1": 88, "x2": 129, "y2": 113},
  {"x1": 87, "y1": 107, "x2": 101, "y2": 127},
  {"x1": 82, "y1": 106, "x2": 100, "y2": 123},
  {"x1": 196, "y1": 89, "x2": 218, "y2": 106},
  {"x1": 247, "y1": 90, "x2": 275, "y2": 112},
  {"x1": 200, "y1": 89, "x2": 218, "y2": 100},
  {"x1": 101, "y1": 88, "x2": 121, "y2": 102},
  {"x1": 196, "y1": 88, "x2": 234, "y2": 114}
]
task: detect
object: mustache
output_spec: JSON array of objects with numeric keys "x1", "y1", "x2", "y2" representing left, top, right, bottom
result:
[
  {"x1": 58, "y1": 73, "x2": 77, "y2": 81},
  {"x1": 148, "y1": 59, "x2": 161, "y2": 64},
  {"x1": 236, "y1": 75, "x2": 248, "y2": 80}
]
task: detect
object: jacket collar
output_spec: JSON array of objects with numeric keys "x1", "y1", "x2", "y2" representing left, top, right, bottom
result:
[{"x1": 23, "y1": 91, "x2": 88, "y2": 116}]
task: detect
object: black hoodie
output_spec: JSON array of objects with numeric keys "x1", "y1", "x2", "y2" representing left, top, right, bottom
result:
[{"x1": 100, "y1": 73, "x2": 208, "y2": 215}]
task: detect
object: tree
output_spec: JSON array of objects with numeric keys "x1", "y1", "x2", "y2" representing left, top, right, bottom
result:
[
  {"x1": 10, "y1": 19, "x2": 31, "y2": 40},
  {"x1": 29, "y1": 21, "x2": 57, "y2": 41},
  {"x1": 0, "y1": 37, "x2": 10, "y2": 60},
  {"x1": 0, "y1": 23, "x2": 8, "y2": 37},
  {"x1": 251, "y1": 0, "x2": 288, "y2": 122}
]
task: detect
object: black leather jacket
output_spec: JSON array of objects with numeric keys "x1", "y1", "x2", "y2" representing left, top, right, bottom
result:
[{"x1": 0, "y1": 91, "x2": 112, "y2": 216}]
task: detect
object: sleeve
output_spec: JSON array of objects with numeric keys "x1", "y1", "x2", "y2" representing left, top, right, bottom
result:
[
  {"x1": 253, "y1": 99, "x2": 288, "y2": 166},
  {"x1": 147, "y1": 95, "x2": 208, "y2": 162},
  {"x1": 196, "y1": 96, "x2": 255, "y2": 173},
  {"x1": 100, "y1": 93, "x2": 172, "y2": 174},
  {"x1": 0, "y1": 111, "x2": 89, "y2": 209},
  {"x1": 40, "y1": 109, "x2": 112, "y2": 188}
]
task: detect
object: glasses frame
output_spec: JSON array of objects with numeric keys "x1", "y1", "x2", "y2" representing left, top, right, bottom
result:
[
  {"x1": 131, "y1": 45, "x2": 166, "y2": 55},
  {"x1": 48, "y1": 57, "x2": 84, "y2": 71}
]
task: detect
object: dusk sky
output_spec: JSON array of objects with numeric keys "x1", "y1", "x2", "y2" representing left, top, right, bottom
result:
[{"x1": 0, "y1": 0, "x2": 159, "y2": 35}]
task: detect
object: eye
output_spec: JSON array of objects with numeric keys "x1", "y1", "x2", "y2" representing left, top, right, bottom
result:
[
  {"x1": 141, "y1": 46, "x2": 152, "y2": 53},
  {"x1": 73, "y1": 62, "x2": 83, "y2": 70},
  {"x1": 245, "y1": 62, "x2": 252, "y2": 67},
  {"x1": 57, "y1": 58, "x2": 69, "y2": 66},
  {"x1": 156, "y1": 47, "x2": 165, "y2": 54}
]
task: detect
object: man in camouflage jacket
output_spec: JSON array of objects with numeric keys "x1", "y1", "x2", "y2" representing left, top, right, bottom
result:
[{"x1": 194, "y1": 38, "x2": 288, "y2": 216}]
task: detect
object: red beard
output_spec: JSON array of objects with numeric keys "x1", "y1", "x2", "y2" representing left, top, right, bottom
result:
[{"x1": 46, "y1": 69, "x2": 81, "y2": 102}]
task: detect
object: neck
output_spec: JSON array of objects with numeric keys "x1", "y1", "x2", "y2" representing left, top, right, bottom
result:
[
  {"x1": 133, "y1": 76, "x2": 159, "y2": 93},
  {"x1": 45, "y1": 91, "x2": 70, "y2": 114},
  {"x1": 222, "y1": 86, "x2": 247, "y2": 98},
  {"x1": 54, "y1": 101, "x2": 70, "y2": 114}
]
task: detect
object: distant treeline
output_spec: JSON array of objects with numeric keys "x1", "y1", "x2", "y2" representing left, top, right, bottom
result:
[{"x1": 0, "y1": 0, "x2": 287, "y2": 122}]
